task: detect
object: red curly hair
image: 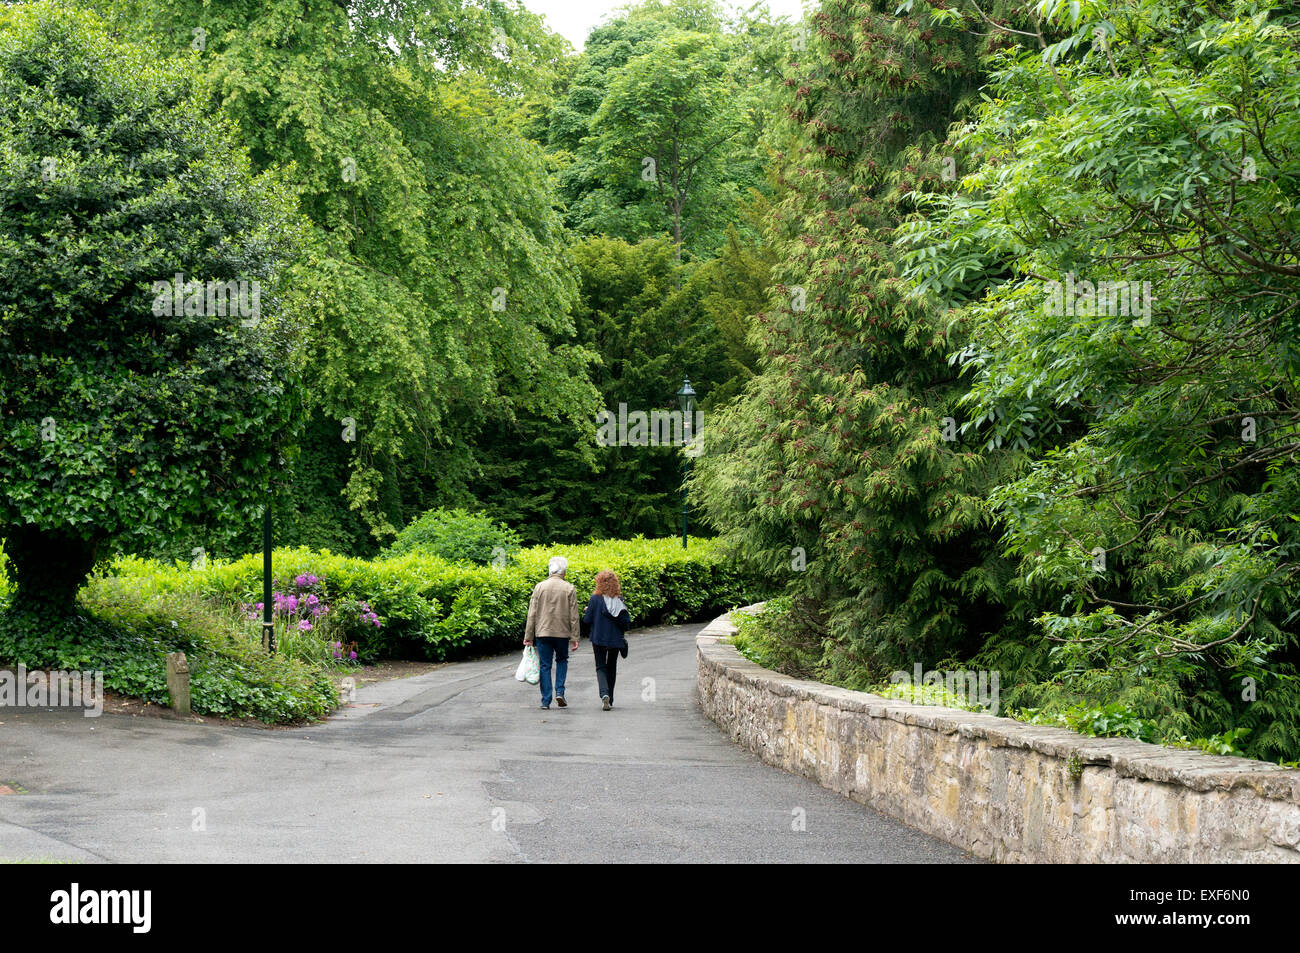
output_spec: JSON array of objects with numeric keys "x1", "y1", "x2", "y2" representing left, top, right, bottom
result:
[{"x1": 592, "y1": 569, "x2": 621, "y2": 598}]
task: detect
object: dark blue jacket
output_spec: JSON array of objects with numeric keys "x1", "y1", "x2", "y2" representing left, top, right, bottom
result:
[{"x1": 583, "y1": 594, "x2": 631, "y2": 648}]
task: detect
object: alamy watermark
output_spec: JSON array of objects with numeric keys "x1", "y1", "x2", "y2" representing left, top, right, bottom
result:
[
  {"x1": 0, "y1": 665, "x2": 104, "y2": 717},
  {"x1": 150, "y1": 272, "x2": 260, "y2": 326},
  {"x1": 50, "y1": 884, "x2": 151, "y2": 933},
  {"x1": 889, "y1": 663, "x2": 1000, "y2": 715},
  {"x1": 1045, "y1": 273, "x2": 1152, "y2": 326},
  {"x1": 596, "y1": 403, "x2": 703, "y2": 454}
]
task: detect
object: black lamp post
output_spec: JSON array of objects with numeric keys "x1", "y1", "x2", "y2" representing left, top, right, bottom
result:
[
  {"x1": 677, "y1": 377, "x2": 696, "y2": 549},
  {"x1": 261, "y1": 498, "x2": 275, "y2": 654}
]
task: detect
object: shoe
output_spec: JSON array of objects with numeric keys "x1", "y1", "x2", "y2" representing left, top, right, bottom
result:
[
  {"x1": 601, "y1": 695, "x2": 611, "y2": 711},
  {"x1": 540, "y1": 704, "x2": 550, "y2": 709},
  {"x1": 556, "y1": 695, "x2": 567, "y2": 708}
]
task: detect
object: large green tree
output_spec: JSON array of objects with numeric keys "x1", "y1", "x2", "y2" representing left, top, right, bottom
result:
[
  {"x1": 538, "y1": 0, "x2": 781, "y2": 258},
  {"x1": 693, "y1": 0, "x2": 1030, "y2": 684},
  {"x1": 591, "y1": 28, "x2": 748, "y2": 259},
  {"x1": 904, "y1": 0, "x2": 1300, "y2": 758},
  {"x1": 0, "y1": 3, "x2": 300, "y2": 614},
  {"x1": 97, "y1": 0, "x2": 600, "y2": 547}
]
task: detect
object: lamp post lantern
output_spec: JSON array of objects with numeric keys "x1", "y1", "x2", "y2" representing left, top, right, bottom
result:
[{"x1": 676, "y1": 377, "x2": 696, "y2": 549}]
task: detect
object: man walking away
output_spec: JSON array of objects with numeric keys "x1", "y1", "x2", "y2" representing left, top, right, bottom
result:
[{"x1": 523, "y1": 556, "x2": 579, "y2": 709}]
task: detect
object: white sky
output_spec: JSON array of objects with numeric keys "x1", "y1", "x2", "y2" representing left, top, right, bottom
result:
[{"x1": 523, "y1": 0, "x2": 810, "y2": 51}]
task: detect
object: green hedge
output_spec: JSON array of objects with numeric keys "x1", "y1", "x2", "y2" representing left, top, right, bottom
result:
[{"x1": 110, "y1": 536, "x2": 766, "y2": 663}]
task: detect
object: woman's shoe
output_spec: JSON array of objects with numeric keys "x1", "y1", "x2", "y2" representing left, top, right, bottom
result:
[
  {"x1": 556, "y1": 695, "x2": 567, "y2": 707},
  {"x1": 601, "y1": 695, "x2": 611, "y2": 711}
]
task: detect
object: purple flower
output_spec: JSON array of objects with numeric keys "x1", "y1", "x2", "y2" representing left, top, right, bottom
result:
[
  {"x1": 306, "y1": 594, "x2": 319, "y2": 606},
  {"x1": 298, "y1": 619, "x2": 312, "y2": 631},
  {"x1": 349, "y1": 651, "x2": 357, "y2": 660}
]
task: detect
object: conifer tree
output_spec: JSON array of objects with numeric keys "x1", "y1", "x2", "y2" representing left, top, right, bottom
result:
[{"x1": 694, "y1": 0, "x2": 1028, "y2": 681}]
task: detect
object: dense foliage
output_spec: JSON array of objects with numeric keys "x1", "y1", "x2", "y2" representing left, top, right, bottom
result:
[
  {"x1": 694, "y1": 0, "x2": 1027, "y2": 684},
  {"x1": 901, "y1": 0, "x2": 1300, "y2": 760},
  {"x1": 93, "y1": 0, "x2": 601, "y2": 551},
  {"x1": 6, "y1": 0, "x2": 1300, "y2": 760},
  {"x1": 0, "y1": 4, "x2": 299, "y2": 614},
  {"x1": 695, "y1": 0, "x2": 1300, "y2": 761},
  {"x1": 475, "y1": 231, "x2": 768, "y2": 542},
  {"x1": 387, "y1": 508, "x2": 523, "y2": 564}
]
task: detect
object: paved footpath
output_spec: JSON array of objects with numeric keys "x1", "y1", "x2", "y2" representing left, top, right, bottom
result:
[{"x1": 0, "y1": 623, "x2": 975, "y2": 863}]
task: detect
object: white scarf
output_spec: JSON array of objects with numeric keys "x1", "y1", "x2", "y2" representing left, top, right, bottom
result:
[{"x1": 603, "y1": 595, "x2": 627, "y2": 617}]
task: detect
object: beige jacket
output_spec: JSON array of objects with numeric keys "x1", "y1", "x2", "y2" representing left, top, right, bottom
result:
[{"x1": 524, "y1": 574, "x2": 579, "y2": 643}]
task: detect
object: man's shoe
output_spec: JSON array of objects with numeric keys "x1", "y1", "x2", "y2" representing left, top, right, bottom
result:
[
  {"x1": 601, "y1": 695, "x2": 611, "y2": 711},
  {"x1": 540, "y1": 704, "x2": 550, "y2": 709},
  {"x1": 556, "y1": 695, "x2": 567, "y2": 708}
]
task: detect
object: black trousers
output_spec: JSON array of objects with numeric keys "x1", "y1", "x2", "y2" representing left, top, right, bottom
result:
[{"x1": 592, "y1": 644, "x2": 620, "y2": 703}]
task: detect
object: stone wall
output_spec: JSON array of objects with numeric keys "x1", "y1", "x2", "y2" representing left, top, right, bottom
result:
[{"x1": 697, "y1": 612, "x2": 1300, "y2": 863}]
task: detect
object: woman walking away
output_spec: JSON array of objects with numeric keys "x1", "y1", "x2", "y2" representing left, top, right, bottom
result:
[{"x1": 584, "y1": 570, "x2": 631, "y2": 711}]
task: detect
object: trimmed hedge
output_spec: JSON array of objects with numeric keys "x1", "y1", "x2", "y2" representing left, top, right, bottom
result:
[{"x1": 109, "y1": 536, "x2": 766, "y2": 663}]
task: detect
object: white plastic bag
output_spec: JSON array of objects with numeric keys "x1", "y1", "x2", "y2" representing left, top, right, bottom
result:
[{"x1": 515, "y1": 645, "x2": 540, "y2": 685}]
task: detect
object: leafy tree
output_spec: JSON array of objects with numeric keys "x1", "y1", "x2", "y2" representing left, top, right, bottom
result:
[
  {"x1": 473, "y1": 229, "x2": 770, "y2": 543},
  {"x1": 0, "y1": 3, "x2": 300, "y2": 615},
  {"x1": 902, "y1": 0, "x2": 1300, "y2": 759},
  {"x1": 476, "y1": 236, "x2": 693, "y2": 541},
  {"x1": 591, "y1": 28, "x2": 748, "y2": 259},
  {"x1": 96, "y1": 0, "x2": 600, "y2": 545},
  {"x1": 538, "y1": 0, "x2": 782, "y2": 257},
  {"x1": 693, "y1": 0, "x2": 1029, "y2": 684}
]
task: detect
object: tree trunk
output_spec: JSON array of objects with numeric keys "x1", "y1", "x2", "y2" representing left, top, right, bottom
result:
[{"x1": 4, "y1": 525, "x2": 101, "y2": 618}]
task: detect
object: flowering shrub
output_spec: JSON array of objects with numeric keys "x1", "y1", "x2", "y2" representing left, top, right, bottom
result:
[
  {"x1": 0, "y1": 575, "x2": 337, "y2": 723},
  {"x1": 241, "y1": 573, "x2": 382, "y2": 666}
]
